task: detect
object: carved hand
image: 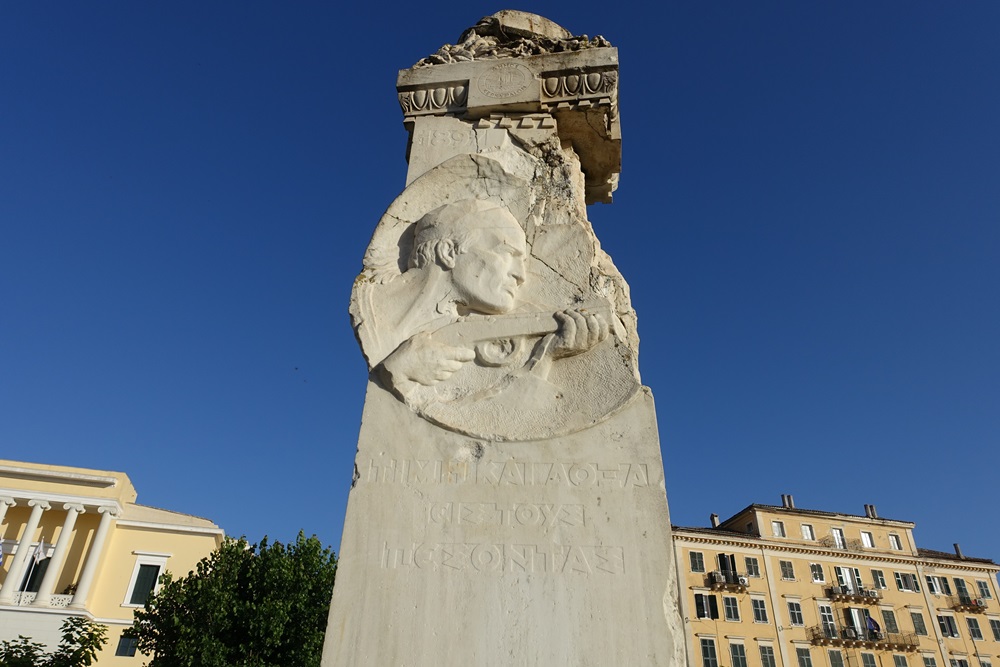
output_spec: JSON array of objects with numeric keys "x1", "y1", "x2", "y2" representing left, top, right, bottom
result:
[
  {"x1": 550, "y1": 308, "x2": 609, "y2": 358},
  {"x1": 381, "y1": 332, "x2": 476, "y2": 396}
]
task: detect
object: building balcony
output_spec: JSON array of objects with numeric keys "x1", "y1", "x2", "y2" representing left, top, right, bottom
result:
[
  {"x1": 808, "y1": 626, "x2": 919, "y2": 651},
  {"x1": 819, "y1": 536, "x2": 865, "y2": 552},
  {"x1": 4, "y1": 592, "x2": 74, "y2": 607},
  {"x1": 827, "y1": 586, "x2": 882, "y2": 603},
  {"x1": 951, "y1": 595, "x2": 988, "y2": 613},
  {"x1": 708, "y1": 570, "x2": 750, "y2": 591}
]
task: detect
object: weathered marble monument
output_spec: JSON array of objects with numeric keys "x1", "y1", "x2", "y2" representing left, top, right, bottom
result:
[{"x1": 322, "y1": 11, "x2": 686, "y2": 665}]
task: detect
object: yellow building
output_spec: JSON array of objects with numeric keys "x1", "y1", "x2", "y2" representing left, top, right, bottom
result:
[
  {"x1": 0, "y1": 459, "x2": 223, "y2": 663},
  {"x1": 674, "y1": 496, "x2": 1000, "y2": 667}
]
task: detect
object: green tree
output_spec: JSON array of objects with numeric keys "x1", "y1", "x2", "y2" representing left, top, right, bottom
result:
[
  {"x1": 130, "y1": 532, "x2": 337, "y2": 667},
  {"x1": 0, "y1": 617, "x2": 107, "y2": 667}
]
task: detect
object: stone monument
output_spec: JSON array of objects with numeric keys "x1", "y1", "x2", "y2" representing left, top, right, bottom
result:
[{"x1": 322, "y1": 11, "x2": 686, "y2": 665}]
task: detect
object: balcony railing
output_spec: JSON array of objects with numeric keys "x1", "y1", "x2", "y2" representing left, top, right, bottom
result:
[
  {"x1": 708, "y1": 570, "x2": 750, "y2": 591},
  {"x1": 819, "y1": 536, "x2": 865, "y2": 552},
  {"x1": 808, "y1": 626, "x2": 919, "y2": 650},
  {"x1": 827, "y1": 586, "x2": 882, "y2": 603},
  {"x1": 6, "y1": 592, "x2": 73, "y2": 607},
  {"x1": 951, "y1": 595, "x2": 988, "y2": 613}
]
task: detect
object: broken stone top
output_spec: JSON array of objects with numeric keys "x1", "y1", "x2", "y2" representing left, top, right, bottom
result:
[{"x1": 415, "y1": 10, "x2": 612, "y2": 67}]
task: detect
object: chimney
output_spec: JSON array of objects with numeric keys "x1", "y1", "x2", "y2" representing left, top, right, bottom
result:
[
  {"x1": 781, "y1": 494, "x2": 789, "y2": 508},
  {"x1": 787, "y1": 494, "x2": 795, "y2": 509},
  {"x1": 710, "y1": 513, "x2": 720, "y2": 528},
  {"x1": 863, "y1": 504, "x2": 872, "y2": 517},
  {"x1": 954, "y1": 543, "x2": 965, "y2": 560},
  {"x1": 869, "y1": 504, "x2": 878, "y2": 518}
]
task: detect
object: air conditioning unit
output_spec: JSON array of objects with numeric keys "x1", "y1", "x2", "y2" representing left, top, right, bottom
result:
[
  {"x1": 866, "y1": 590, "x2": 879, "y2": 598},
  {"x1": 975, "y1": 598, "x2": 986, "y2": 607},
  {"x1": 844, "y1": 628, "x2": 858, "y2": 639},
  {"x1": 738, "y1": 576, "x2": 750, "y2": 586}
]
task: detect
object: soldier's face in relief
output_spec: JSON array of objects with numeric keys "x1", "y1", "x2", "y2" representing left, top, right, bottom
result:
[{"x1": 451, "y1": 212, "x2": 527, "y2": 315}]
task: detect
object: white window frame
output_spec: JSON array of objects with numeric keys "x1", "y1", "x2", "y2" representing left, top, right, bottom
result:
[
  {"x1": 977, "y1": 580, "x2": 993, "y2": 599},
  {"x1": 811, "y1": 563, "x2": 825, "y2": 583},
  {"x1": 861, "y1": 531, "x2": 875, "y2": 548},
  {"x1": 752, "y1": 597, "x2": 769, "y2": 623},
  {"x1": 802, "y1": 524, "x2": 815, "y2": 541},
  {"x1": 788, "y1": 601, "x2": 805, "y2": 626},
  {"x1": 988, "y1": 617, "x2": 1000, "y2": 641},
  {"x1": 772, "y1": 521, "x2": 786, "y2": 537},
  {"x1": 122, "y1": 551, "x2": 170, "y2": 607},
  {"x1": 831, "y1": 528, "x2": 846, "y2": 549},
  {"x1": 889, "y1": 534, "x2": 902, "y2": 550},
  {"x1": 829, "y1": 649, "x2": 846, "y2": 667},
  {"x1": 862, "y1": 654, "x2": 878, "y2": 667},
  {"x1": 894, "y1": 655, "x2": 909, "y2": 667},
  {"x1": 780, "y1": 560, "x2": 796, "y2": 581},
  {"x1": 911, "y1": 611, "x2": 928, "y2": 636},
  {"x1": 967, "y1": 617, "x2": 984, "y2": 641},
  {"x1": 730, "y1": 642, "x2": 749, "y2": 667},
  {"x1": 937, "y1": 615, "x2": 960, "y2": 638},
  {"x1": 872, "y1": 569, "x2": 888, "y2": 589},
  {"x1": 723, "y1": 595, "x2": 740, "y2": 622},
  {"x1": 690, "y1": 551, "x2": 705, "y2": 573},
  {"x1": 760, "y1": 645, "x2": 777, "y2": 667},
  {"x1": 923, "y1": 656, "x2": 938, "y2": 667},
  {"x1": 745, "y1": 557, "x2": 761, "y2": 578},
  {"x1": 796, "y1": 647, "x2": 813, "y2": 667}
]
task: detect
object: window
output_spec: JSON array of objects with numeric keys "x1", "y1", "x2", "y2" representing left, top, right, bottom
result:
[
  {"x1": 831, "y1": 528, "x2": 846, "y2": 549},
  {"x1": 731, "y1": 643, "x2": 748, "y2": 667},
  {"x1": 937, "y1": 615, "x2": 960, "y2": 638},
  {"x1": 780, "y1": 561, "x2": 795, "y2": 580},
  {"x1": 951, "y1": 660, "x2": 970, "y2": 667},
  {"x1": 894, "y1": 656, "x2": 909, "y2": 667},
  {"x1": 724, "y1": 596, "x2": 740, "y2": 621},
  {"x1": 926, "y1": 576, "x2": 952, "y2": 596},
  {"x1": 977, "y1": 580, "x2": 993, "y2": 599},
  {"x1": 811, "y1": 564, "x2": 825, "y2": 583},
  {"x1": 690, "y1": 551, "x2": 705, "y2": 573},
  {"x1": 772, "y1": 521, "x2": 786, "y2": 537},
  {"x1": 797, "y1": 647, "x2": 813, "y2": 667},
  {"x1": 115, "y1": 636, "x2": 138, "y2": 657},
  {"x1": 895, "y1": 572, "x2": 921, "y2": 592},
  {"x1": 862, "y1": 654, "x2": 878, "y2": 667},
  {"x1": 829, "y1": 650, "x2": 845, "y2": 667},
  {"x1": 819, "y1": 605, "x2": 837, "y2": 638},
  {"x1": 835, "y1": 566, "x2": 864, "y2": 593},
  {"x1": 967, "y1": 618, "x2": 983, "y2": 640},
  {"x1": 745, "y1": 557, "x2": 761, "y2": 578},
  {"x1": 955, "y1": 579, "x2": 971, "y2": 599},
  {"x1": 788, "y1": 601, "x2": 804, "y2": 626},
  {"x1": 872, "y1": 570, "x2": 887, "y2": 589},
  {"x1": 924, "y1": 657, "x2": 938, "y2": 667},
  {"x1": 802, "y1": 524, "x2": 815, "y2": 540},
  {"x1": 701, "y1": 639, "x2": 719, "y2": 667},
  {"x1": 695, "y1": 593, "x2": 719, "y2": 619},
  {"x1": 124, "y1": 553, "x2": 170, "y2": 607},
  {"x1": 910, "y1": 611, "x2": 927, "y2": 635},
  {"x1": 861, "y1": 531, "x2": 875, "y2": 548},
  {"x1": 760, "y1": 646, "x2": 777, "y2": 667},
  {"x1": 989, "y1": 617, "x2": 1000, "y2": 641},
  {"x1": 718, "y1": 553, "x2": 738, "y2": 574},
  {"x1": 889, "y1": 534, "x2": 902, "y2": 550},
  {"x1": 882, "y1": 609, "x2": 899, "y2": 634},
  {"x1": 979, "y1": 658, "x2": 992, "y2": 667},
  {"x1": 752, "y1": 598, "x2": 769, "y2": 623}
]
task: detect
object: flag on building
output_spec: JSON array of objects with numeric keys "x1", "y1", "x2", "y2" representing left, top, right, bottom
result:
[{"x1": 32, "y1": 540, "x2": 44, "y2": 564}]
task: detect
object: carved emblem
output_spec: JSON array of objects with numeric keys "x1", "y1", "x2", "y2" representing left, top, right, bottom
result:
[{"x1": 477, "y1": 63, "x2": 533, "y2": 99}]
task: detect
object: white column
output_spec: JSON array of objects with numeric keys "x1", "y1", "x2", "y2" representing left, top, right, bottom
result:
[
  {"x1": 32, "y1": 503, "x2": 84, "y2": 606},
  {"x1": 69, "y1": 506, "x2": 116, "y2": 609},
  {"x1": 0, "y1": 497, "x2": 15, "y2": 536},
  {"x1": 0, "y1": 499, "x2": 50, "y2": 604}
]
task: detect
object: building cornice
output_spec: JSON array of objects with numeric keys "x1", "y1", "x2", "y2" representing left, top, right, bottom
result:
[
  {"x1": 672, "y1": 529, "x2": 1000, "y2": 574},
  {"x1": 115, "y1": 519, "x2": 224, "y2": 537},
  {"x1": 0, "y1": 464, "x2": 118, "y2": 488}
]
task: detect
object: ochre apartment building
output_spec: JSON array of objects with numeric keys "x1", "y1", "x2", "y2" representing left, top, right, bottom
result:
[
  {"x1": 674, "y1": 496, "x2": 1000, "y2": 667},
  {"x1": 0, "y1": 459, "x2": 222, "y2": 663}
]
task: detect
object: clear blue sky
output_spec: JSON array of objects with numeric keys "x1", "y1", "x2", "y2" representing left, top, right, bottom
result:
[{"x1": 2, "y1": 3, "x2": 998, "y2": 562}]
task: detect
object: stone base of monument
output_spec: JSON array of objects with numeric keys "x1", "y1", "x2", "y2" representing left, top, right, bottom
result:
[{"x1": 322, "y1": 383, "x2": 682, "y2": 666}]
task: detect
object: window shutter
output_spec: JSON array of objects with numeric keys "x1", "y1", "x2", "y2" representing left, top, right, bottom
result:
[
  {"x1": 709, "y1": 594, "x2": 720, "y2": 619},
  {"x1": 895, "y1": 572, "x2": 904, "y2": 591},
  {"x1": 942, "y1": 578, "x2": 952, "y2": 595},
  {"x1": 696, "y1": 594, "x2": 707, "y2": 618}
]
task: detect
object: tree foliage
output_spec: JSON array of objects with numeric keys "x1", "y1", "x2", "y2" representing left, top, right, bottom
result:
[
  {"x1": 0, "y1": 617, "x2": 107, "y2": 667},
  {"x1": 130, "y1": 532, "x2": 337, "y2": 667}
]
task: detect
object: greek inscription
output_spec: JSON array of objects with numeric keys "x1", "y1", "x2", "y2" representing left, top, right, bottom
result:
[
  {"x1": 381, "y1": 541, "x2": 625, "y2": 575},
  {"x1": 412, "y1": 129, "x2": 474, "y2": 149},
  {"x1": 426, "y1": 502, "x2": 586, "y2": 528},
  {"x1": 477, "y1": 62, "x2": 533, "y2": 99},
  {"x1": 365, "y1": 459, "x2": 650, "y2": 488}
]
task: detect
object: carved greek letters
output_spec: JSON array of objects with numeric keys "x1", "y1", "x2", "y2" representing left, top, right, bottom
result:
[
  {"x1": 364, "y1": 458, "x2": 652, "y2": 488},
  {"x1": 381, "y1": 541, "x2": 625, "y2": 575}
]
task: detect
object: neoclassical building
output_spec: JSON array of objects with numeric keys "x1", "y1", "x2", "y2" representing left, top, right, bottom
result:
[
  {"x1": 674, "y1": 497, "x2": 1000, "y2": 667},
  {"x1": 0, "y1": 459, "x2": 222, "y2": 663}
]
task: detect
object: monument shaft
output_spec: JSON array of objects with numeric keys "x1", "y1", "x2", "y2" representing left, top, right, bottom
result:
[{"x1": 323, "y1": 11, "x2": 685, "y2": 665}]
